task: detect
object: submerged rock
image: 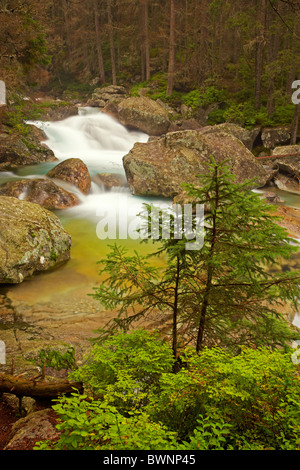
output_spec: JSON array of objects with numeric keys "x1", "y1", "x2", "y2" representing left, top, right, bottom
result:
[
  {"x1": 0, "y1": 196, "x2": 71, "y2": 284},
  {"x1": 0, "y1": 178, "x2": 80, "y2": 210},
  {"x1": 94, "y1": 172, "x2": 127, "y2": 190},
  {"x1": 47, "y1": 158, "x2": 91, "y2": 195},
  {"x1": 123, "y1": 128, "x2": 268, "y2": 198}
]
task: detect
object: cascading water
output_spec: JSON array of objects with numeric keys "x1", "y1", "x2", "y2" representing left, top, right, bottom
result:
[
  {"x1": 27, "y1": 107, "x2": 169, "y2": 226},
  {"x1": 0, "y1": 108, "x2": 170, "y2": 305}
]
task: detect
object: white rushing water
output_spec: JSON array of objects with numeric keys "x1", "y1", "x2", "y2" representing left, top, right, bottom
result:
[{"x1": 27, "y1": 108, "x2": 171, "y2": 235}]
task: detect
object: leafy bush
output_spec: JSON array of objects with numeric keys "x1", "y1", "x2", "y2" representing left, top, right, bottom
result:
[{"x1": 37, "y1": 330, "x2": 300, "y2": 450}]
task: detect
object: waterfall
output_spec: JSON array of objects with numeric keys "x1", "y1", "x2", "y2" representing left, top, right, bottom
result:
[{"x1": 27, "y1": 109, "x2": 171, "y2": 229}]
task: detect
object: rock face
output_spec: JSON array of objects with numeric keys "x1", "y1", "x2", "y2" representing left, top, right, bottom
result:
[
  {"x1": 47, "y1": 158, "x2": 91, "y2": 195},
  {"x1": 0, "y1": 178, "x2": 80, "y2": 210},
  {"x1": 261, "y1": 126, "x2": 291, "y2": 149},
  {"x1": 123, "y1": 128, "x2": 268, "y2": 198},
  {"x1": 0, "y1": 196, "x2": 71, "y2": 284},
  {"x1": 116, "y1": 96, "x2": 170, "y2": 136}
]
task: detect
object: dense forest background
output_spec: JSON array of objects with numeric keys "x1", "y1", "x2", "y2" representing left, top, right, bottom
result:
[{"x1": 1, "y1": 0, "x2": 299, "y2": 111}]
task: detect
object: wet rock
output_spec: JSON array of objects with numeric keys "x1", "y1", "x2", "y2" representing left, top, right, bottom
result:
[
  {"x1": 264, "y1": 192, "x2": 284, "y2": 204},
  {"x1": 123, "y1": 128, "x2": 268, "y2": 198},
  {"x1": 0, "y1": 178, "x2": 80, "y2": 210},
  {"x1": 117, "y1": 96, "x2": 170, "y2": 136},
  {"x1": 94, "y1": 172, "x2": 127, "y2": 190},
  {"x1": 0, "y1": 196, "x2": 71, "y2": 284},
  {"x1": 47, "y1": 158, "x2": 91, "y2": 195}
]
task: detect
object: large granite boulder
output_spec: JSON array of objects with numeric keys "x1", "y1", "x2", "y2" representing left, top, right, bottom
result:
[
  {"x1": 271, "y1": 145, "x2": 300, "y2": 176},
  {"x1": 0, "y1": 196, "x2": 71, "y2": 284},
  {"x1": 87, "y1": 85, "x2": 128, "y2": 108},
  {"x1": 214, "y1": 123, "x2": 261, "y2": 150},
  {"x1": 261, "y1": 126, "x2": 291, "y2": 150},
  {"x1": 116, "y1": 96, "x2": 170, "y2": 136},
  {"x1": 123, "y1": 128, "x2": 268, "y2": 198},
  {"x1": 46, "y1": 158, "x2": 91, "y2": 195},
  {"x1": 0, "y1": 178, "x2": 80, "y2": 210}
]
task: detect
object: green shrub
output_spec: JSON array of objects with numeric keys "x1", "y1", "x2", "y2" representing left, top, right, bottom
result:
[{"x1": 37, "y1": 330, "x2": 300, "y2": 450}]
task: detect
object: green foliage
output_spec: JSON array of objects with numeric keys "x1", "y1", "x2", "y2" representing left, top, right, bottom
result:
[
  {"x1": 71, "y1": 329, "x2": 174, "y2": 406},
  {"x1": 182, "y1": 86, "x2": 227, "y2": 110},
  {"x1": 92, "y1": 159, "x2": 300, "y2": 354},
  {"x1": 5, "y1": 95, "x2": 73, "y2": 136},
  {"x1": 36, "y1": 330, "x2": 300, "y2": 450},
  {"x1": 35, "y1": 392, "x2": 178, "y2": 450},
  {"x1": 38, "y1": 346, "x2": 77, "y2": 371}
]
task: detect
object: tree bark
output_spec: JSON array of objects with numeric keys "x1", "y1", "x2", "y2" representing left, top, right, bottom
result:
[
  {"x1": 291, "y1": 103, "x2": 299, "y2": 145},
  {"x1": 140, "y1": 0, "x2": 150, "y2": 81},
  {"x1": 196, "y1": 167, "x2": 219, "y2": 352},
  {"x1": 107, "y1": 0, "x2": 117, "y2": 85},
  {"x1": 93, "y1": 0, "x2": 106, "y2": 84},
  {"x1": 0, "y1": 373, "x2": 83, "y2": 400},
  {"x1": 255, "y1": 0, "x2": 267, "y2": 109},
  {"x1": 166, "y1": 0, "x2": 175, "y2": 96}
]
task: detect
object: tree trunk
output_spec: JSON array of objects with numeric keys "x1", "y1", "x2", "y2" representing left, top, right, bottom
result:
[
  {"x1": 172, "y1": 255, "x2": 180, "y2": 358},
  {"x1": 255, "y1": 0, "x2": 267, "y2": 109},
  {"x1": 93, "y1": 0, "x2": 106, "y2": 84},
  {"x1": 0, "y1": 373, "x2": 83, "y2": 400},
  {"x1": 291, "y1": 103, "x2": 299, "y2": 144},
  {"x1": 107, "y1": 0, "x2": 117, "y2": 85},
  {"x1": 140, "y1": 0, "x2": 150, "y2": 81},
  {"x1": 196, "y1": 167, "x2": 219, "y2": 352},
  {"x1": 166, "y1": 0, "x2": 175, "y2": 96}
]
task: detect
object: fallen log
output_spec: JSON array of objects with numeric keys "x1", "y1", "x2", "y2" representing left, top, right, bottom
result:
[{"x1": 0, "y1": 373, "x2": 83, "y2": 400}]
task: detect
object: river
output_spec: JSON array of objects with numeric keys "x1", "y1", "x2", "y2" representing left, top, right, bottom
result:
[{"x1": 0, "y1": 107, "x2": 299, "y2": 356}]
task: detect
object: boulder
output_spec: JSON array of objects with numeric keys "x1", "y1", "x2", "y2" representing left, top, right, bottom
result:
[
  {"x1": 0, "y1": 126, "x2": 57, "y2": 171},
  {"x1": 261, "y1": 126, "x2": 291, "y2": 150},
  {"x1": 214, "y1": 123, "x2": 261, "y2": 150},
  {"x1": 116, "y1": 96, "x2": 170, "y2": 136},
  {"x1": 4, "y1": 409, "x2": 60, "y2": 450},
  {"x1": 47, "y1": 158, "x2": 91, "y2": 195},
  {"x1": 123, "y1": 128, "x2": 268, "y2": 198},
  {"x1": 0, "y1": 178, "x2": 80, "y2": 210},
  {"x1": 87, "y1": 85, "x2": 128, "y2": 108},
  {"x1": 0, "y1": 196, "x2": 71, "y2": 284},
  {"x1": 271, "y1": 145, "x2": 300, "y2": 176}
]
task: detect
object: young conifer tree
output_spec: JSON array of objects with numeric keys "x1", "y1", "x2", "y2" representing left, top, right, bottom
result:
[{"x1": 92, "y1": 158, "x2": 300, "y2": 356}]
